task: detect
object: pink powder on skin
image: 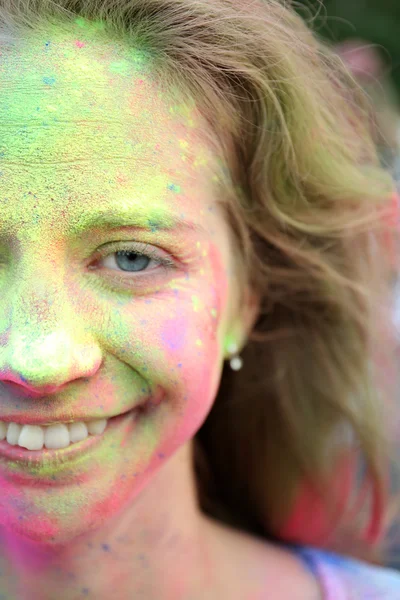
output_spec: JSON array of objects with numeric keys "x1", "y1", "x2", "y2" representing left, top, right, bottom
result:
[{"x1": 0, "y1": 23, "x2": 241, "y2": 598}]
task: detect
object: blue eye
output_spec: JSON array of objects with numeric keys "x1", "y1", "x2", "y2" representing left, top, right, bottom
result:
[
  {"x1": 93, "y1": 242, "x2": 175, "y2": 280},
  {"x1": 104, "y1": 250, "x2": 154, "y2": 273}
]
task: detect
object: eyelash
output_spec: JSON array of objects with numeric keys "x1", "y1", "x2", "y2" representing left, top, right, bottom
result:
[{"x1": 91, "y1": 242, "x2": 176, "y2": 284}]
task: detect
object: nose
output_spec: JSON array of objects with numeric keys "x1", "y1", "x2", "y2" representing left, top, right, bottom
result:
[
  {"x1": 0, "y1": 276, "x2": 103, "y2": 398},
  {"x1": 0, "y1": 329, "x2": 103, "y2": 399}
]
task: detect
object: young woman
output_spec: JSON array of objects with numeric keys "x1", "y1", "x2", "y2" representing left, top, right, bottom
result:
[{"x1": 0, "y1": 0, "x2": 399, "y2": 598}]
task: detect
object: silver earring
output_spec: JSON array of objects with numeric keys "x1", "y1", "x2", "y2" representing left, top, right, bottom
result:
[{"x1": 227, "y1": 343, "x2": 243, "y2": 371}]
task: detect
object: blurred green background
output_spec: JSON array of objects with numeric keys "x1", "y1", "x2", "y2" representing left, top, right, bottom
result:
[{"x1": 295, "y1": 0, "x2": 400, "y2": 99}]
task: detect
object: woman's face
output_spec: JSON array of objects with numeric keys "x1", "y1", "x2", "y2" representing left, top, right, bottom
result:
[{"x1": 0, "y1": 27, "x2": 245, "y2": 542}]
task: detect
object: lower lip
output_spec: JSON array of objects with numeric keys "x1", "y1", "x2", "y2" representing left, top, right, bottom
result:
[{"x1": 0, "y1": 408, "x2": 139, "y2": 468}]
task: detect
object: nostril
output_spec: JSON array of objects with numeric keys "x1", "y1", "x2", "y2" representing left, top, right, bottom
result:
[{"x1": 2, "y1": 380, "x2": 65, "y2": 399}]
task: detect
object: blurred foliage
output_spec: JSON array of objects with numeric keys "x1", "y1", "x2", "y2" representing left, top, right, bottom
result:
[{"x1": 294, "y1": 0, "x2": 400, "y2": 101}]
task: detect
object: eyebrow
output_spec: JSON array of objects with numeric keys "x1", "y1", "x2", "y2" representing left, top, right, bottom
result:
[{"x1": 71, "y1": 210, "x2": 207, "y2": 236}]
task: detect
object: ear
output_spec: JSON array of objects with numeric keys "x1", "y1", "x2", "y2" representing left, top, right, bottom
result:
[
  {"x1": 224, "y1": 286, "x2": 260, "y2": 356},
  {"x1": 241, "y1": 286, "x2": 261, "y2": 342}
]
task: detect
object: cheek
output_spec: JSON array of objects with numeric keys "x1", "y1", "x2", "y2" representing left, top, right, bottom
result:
[
  {"x1": 155, "y1": 304, "x2": 224, "y2": 439},
  {"x1": 95, "y1": 291, "x2": 221, "y2": 365},
  {"x1": 150, "y1": 298, "x2": 223, "y2": 395},
  {"x1": 157, "y1": 290, "x2": 229, "y2": 417},
  {"x1": 85, "y1": 241, "x2": 231, "y2": 414},
  {"x1": 160, "y1": 307, "x2": 221, "y2": 390},
  {"x1": 161, "y1": 316, "x2": 188, "y2": 352},
  {"x1": 158, "y1": 246, "x2": 231, "y2": 400},
  {"x1": 94, "y1": 292, "x2": 224, "y2": 415}
]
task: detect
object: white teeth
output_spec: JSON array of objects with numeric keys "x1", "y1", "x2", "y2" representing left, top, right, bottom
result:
[
  {"x1": 6, "y1": 423, "x2": 21, "y2": 446},
  {"x1": 86, "y1": 419, "x2": 107, "y2": 436},
  {"x1": 43, "y1": 424, "x2": 70, "y2": 450},
  {"x1": 17, "y1": 425, "x2": 45, "y2": 451},
  {"x1": 69, "y1": 421, "x2": 89, "y2": 443},
  {"x1": 0, "y1": 418, "x2": 108, "y2": 451}
]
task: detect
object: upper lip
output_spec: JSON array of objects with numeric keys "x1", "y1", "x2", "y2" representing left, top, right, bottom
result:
[
  {"x1": 0, "y1": 407, "x2": 135, "y2": 426},
  {"x1": 0, "y1": 375, "x2": 157, "y2": 425}
]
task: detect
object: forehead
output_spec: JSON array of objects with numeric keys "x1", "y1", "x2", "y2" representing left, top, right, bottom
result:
[{"x1": 0, "y1": 24, "x2": 224, "y2": 231}]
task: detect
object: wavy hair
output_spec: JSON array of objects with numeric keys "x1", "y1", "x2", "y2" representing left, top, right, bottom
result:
[{"x1": 0, "y1": 0, "x2": 399, "y2": 565}]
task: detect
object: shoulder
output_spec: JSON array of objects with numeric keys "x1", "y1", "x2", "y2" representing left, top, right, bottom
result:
[
  {"x1": 291, "y1": 544, "x2": 400, "y2": 599},
  {"x1": 203, "y1": 516, "x2": 323, "y2": 599},
  {"x1": 258, "y1": 542, "x2": 324, "y2": 599}
]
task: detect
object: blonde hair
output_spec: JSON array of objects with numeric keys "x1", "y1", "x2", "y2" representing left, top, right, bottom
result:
[{"x1": 1, "y1": 0, "x2": 399, "y2": 566}]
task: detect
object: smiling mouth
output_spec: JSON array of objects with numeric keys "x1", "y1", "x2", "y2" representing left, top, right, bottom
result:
[
  {"x1": 0, "y1": 416, "x2": 109, "y2": 451},
  {"x1": 0, "y1": 406, "x2": 143, "y2": 472},
  {"x1": 0, "y1": 403, "x2": 150, "y2": 453}
]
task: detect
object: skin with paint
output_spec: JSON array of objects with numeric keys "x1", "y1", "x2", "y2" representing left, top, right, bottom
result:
[{"x1": 0, "y1": 24, "x2": 322, "y2": 600}]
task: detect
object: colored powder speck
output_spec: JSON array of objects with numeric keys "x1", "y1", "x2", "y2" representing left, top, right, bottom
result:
[
  {"x1": 211, "y1": 308, "x2": 217, "y2": 318},
  {"x1": 127, "y1": 48, "x2": 150, "y2": 67},
  {"x1": 194, "y1": 155, "x2": 208, "y2": 168},
  {"x1": 42, "y1": 76, "x2": 56, "y2": 85},
  {"x1": 109, "y1": 60, "x2": 131, "y2": 75},
  {"x1": 196, "y1": 339, "x2": 203, "y2": 347},
  {"x1": 192, "y1": 296, "x2": 200, "y2": 312},
  {"x1": 147, "y1": 219, "x2": 160, "y2": 232},
  {"x1": 224, "y1": 333, "x2": 238, "y2": 354},
  {"x1": 75, "y1": 40, "x2": 85, "y2": 48},
  {"x1": 179, "y1": 139, "x2": 189, "y2": 149},
  {"x1": 167, "y1": 182, "x2": 181, "y2": 193},
  {"x1": 161, "y1": 320, "x2": 186, "y2": 350},
  {"x1": 74, "y1": 17, "x2": 105, "y2": 33}
]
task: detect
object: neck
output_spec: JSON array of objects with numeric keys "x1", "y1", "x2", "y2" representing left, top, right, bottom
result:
[{"x1": 0, "y1": 442, "x2": 221, "y2": 600}]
